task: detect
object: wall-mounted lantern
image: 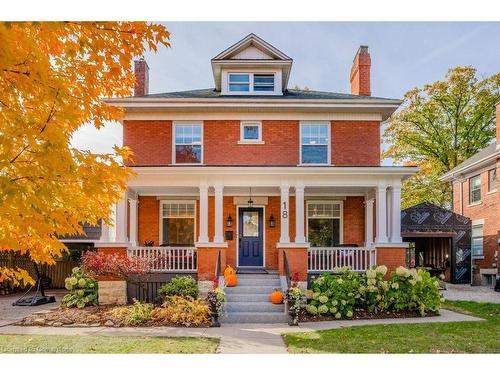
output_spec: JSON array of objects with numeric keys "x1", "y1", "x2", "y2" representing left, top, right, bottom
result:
[
  {"x1": 268, "y1": 214, "x2": 276, "y2": 228},
  {"x1": 226, "y1": 214, "x2": 233, "y2": 227}
]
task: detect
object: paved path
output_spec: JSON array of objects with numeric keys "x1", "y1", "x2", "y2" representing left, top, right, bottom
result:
[
  {"x1": 0, "y1": 290, "x2": 65, "y2": 327},
  {"x1": 443, "y1": 283, "x2": 500, "y2": 303},
  {"x1": 0, "y1": 309, "x2": 482, "y2": 354}
]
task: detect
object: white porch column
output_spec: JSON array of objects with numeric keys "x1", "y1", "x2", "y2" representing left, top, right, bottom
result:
[
  {"x1": 364, "y1": 197, "x2": 375, "y2": 247},
  {"x1": 213, "y1": 183, "x2": 224, "y2": 244},
  {"x1": 386, "y1": 187, "x2": 393, "y2": 241},
  {"x1": 390, "y1": 182, "x2": 403, "y2": 243},
  {"x1": 99, "y1": 219, "x2": 111, "y2": 242},
  {"x1": 375, "y1": 183, "x2": 388, "y2": 244},
  {"x1": 198, "y1": 183, "x2": 209, "y2": 244},
  {"x1": 128, "y1": 198, "x2": 138, "y2": 246},
  {"x1": 279, "y1": 183, "x2": 290, "y2": 244},
  {"x1": 115, "y1": 192, "x2": 128, "y2": 243},
  {"x1": 294, "y1": 183, "x2": 306, "y2": 244}
]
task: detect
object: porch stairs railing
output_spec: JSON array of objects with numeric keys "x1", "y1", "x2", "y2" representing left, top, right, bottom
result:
[
  {"x1": 127, "y1": 246, "x2": 197, "y2": 272},
  {"x1": 308, "y1": 247, "x2": 376, "y2": 272}
]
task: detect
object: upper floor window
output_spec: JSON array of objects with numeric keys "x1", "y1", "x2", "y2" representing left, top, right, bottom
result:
[
  {"x1": 240, "y1": 121, "x2": 262, "y2": 143},
  {"x1": 300, "y1": 123, "x2": 330, "y2": 165},
  {"x1": 174, "y1": 123, "x2": 202, "y2": 164},
  {"x1": 471, "y1": 224, "x2": 483, "y2": 258},
  {"x1": 469, "y1": 174, "x2": 481, "y2": 204},
  {"x1": 228, "y1": 73, "x2": 275, "y2": 93},
  {"x1": 488, "y1": 168, "x2": 497, "y2": 192}
]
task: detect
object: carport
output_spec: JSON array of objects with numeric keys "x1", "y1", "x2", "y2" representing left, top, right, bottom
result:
[{"x1": 401, "y1": 202, "x2": 472, "y2": 284}]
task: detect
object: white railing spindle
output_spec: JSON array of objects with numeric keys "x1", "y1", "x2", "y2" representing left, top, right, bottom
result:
[
  {"x1": 308, "y1": 247, "x2": 375, "y2": 273},
  {"x1": 127, "y1": 246, "x2": 197, "y2": 272}
]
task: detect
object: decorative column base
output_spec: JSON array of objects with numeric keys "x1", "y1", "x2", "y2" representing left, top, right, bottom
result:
[
  {"x1": 278, "y1": 247, "x2": 308, "y2": 284},
  {"x1": 376, "y1": 246, "x2": 407, "y2": 277}
]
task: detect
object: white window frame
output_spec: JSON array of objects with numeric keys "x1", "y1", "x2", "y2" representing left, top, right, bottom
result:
[
  {"x1": 471, "y1": 222, "x2": 484, "y2": 258},
  {"x1": 238, "y1": 121, "x2": 264, "y2": 144},
  {"x1": 159, "y1": 200, "x2": 197, "y2": 246},
  {"x1": 299, "y1": 122, "x2": 331, "y2": 166},
  {"x1": 172, "y1": 121, "x2": 203, "y2": 165},
  {"x1": 306, "y1": 200, "x2": 344, "y2": 247},
  {"x1": 227, "y1": 72, "x2": 275, "y2": 94},
  {"x1": 469, "y1": 174, "x2": 481, "y2": 205}
]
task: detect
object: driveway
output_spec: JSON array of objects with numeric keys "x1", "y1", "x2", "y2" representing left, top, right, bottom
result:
[
  {"x1": 0, "y1": 289, "x2": 65, "y2": 327},
  {"x1": 443, "y1": 283, "x2": 500, "y2": 303}
]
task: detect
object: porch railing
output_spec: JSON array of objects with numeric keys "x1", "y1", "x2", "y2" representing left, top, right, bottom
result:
[
  {"x1": 127, "y1": 246, "x2": 197, "y2": 272},
  {"x1": 308, "y1": 247, "x2": 376, "y2": 272}
]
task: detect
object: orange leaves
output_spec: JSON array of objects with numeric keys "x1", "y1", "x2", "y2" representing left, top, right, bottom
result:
[{"x1": 0, "y1": 22, "x2": 170, "y2": 284}]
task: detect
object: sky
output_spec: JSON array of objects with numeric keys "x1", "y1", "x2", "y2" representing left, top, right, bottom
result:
[{"x1": 71, "y1": 22, "x2": 500, "y2": 164}]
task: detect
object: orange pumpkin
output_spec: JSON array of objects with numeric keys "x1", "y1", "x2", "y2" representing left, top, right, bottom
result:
[
  {"x1": 225, "y1": 273, "x2": 237, "y2": 287},
  {"x1": 224, "y1": 265, "x2": 235, "y2": 279},
  {"x1": 270, "y1": 289, "x2": 284, "y2": 304}
]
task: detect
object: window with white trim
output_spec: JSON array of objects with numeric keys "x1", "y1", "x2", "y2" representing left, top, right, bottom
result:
[
  {"x1": 240, "y1": 121, "x2": 262, "y2": 142},
  {"x1": 307, "y1": 202, "x2": 342, "y2": 247},
  {"x1": 174, "y1": 123, "x2": 202, "y2": 164},
  {"x1": 160, "y1": 201, "x2": 196, "y2": 246},
  {"x1": 469, "y1": 175, "x2": 481, "y2": 204},
  {"x1": 227, "y1": 73, "x2": 275, "y2": 93},
  {"x1": 300, "y1": 123, "x2": 330, "y2": 164},
  {"x1": 488, "y1": 168, "x2": 497, "y2": 192},
  {"x1": 471, "y1": 224, "x2": 483, "y2": 257}
]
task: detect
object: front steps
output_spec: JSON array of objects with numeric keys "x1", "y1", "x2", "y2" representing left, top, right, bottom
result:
[{"x1": 221, "y1": 272, "x2": 287, "y2": 324}]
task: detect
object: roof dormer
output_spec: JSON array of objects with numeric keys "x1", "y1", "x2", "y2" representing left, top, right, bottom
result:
[{"x1": 211, "y1": 33, "x2": 293, "y2": 96}]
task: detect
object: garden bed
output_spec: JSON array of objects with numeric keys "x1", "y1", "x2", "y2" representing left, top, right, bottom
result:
[
  {"x1": 298, "y1": 308, "x2": 439, "y2": 322},
  {"x1": 17, "y1": 304, "x2": 211, "y2": 328}
]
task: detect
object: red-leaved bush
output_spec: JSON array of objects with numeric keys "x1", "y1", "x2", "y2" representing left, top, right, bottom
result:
[{"x1": 81, "y1": 251, "x2": 151, "y2": 279}]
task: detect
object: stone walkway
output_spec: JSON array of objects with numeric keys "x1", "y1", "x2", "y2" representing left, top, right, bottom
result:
[
  {"x1": 443, "y1": 283, "x2": 500, "y2": 303},
  {"x1": 0, "y1": 309, "x2": 482, "y2": 354}
]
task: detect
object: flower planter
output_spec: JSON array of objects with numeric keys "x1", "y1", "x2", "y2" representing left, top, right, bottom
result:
[{"x1": 98, "y1": 280, "x2": 127, "y2": 305}]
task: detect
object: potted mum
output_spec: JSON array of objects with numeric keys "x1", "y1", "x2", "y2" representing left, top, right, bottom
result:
[{"x1": 205, "y1": 278, "x2": 226, "y2": 327}]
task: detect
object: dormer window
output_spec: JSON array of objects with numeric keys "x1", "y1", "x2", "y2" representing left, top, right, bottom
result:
[{"x1": 227, "y1": 73, "x2": 275, "y2": 94}]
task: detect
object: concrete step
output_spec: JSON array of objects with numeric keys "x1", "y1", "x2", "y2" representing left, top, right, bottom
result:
[
  {"x1": 236, "y1": 273, "x2": 279, "y2": 279},
  {"x1": 226, "y1": 302, "x2": 285, "y2": 313},
  {"x1": 225, "y1": 285, "x2": 276, "y2": 294},
  {"x1": 220, "y1": 312, "x2": 288, "y2": 324},
  {"x1": 226, "y1": 293, "x2": 271, "y2": 302},
  {"x1": 236, "y1": 278, "x2": 281, "y2": 287}
]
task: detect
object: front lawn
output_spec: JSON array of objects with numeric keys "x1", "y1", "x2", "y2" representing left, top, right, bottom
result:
[
  {"x1": 0, "y1": 334, "x2": 219, "y2": 354},
  {"x1": 283, "y1": 300, "x2": 500, "y2": 353}
]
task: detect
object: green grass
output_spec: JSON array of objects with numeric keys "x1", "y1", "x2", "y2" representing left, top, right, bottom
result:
[
  {"x1": 283, "y1": 301, "x2": 500, "y2": 353},
  {"x1": 0, "y1": 334, "x2": 219, "y2": 354}
]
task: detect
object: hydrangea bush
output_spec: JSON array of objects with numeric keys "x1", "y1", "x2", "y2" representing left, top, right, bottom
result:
[
  {"x1": 61, "y1": 267, "x2": 98, "y2": 308},
  {"x1": 305, "y1": 266, "x2": 441, "y2": 318}
]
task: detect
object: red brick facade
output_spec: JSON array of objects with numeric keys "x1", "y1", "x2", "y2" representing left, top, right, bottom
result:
[
  {"x1": 376, "y1": 247, "x2": 406, "y2": 276},
  {"x1": 123, "y1": 119, "x2": 381, "y2": 167}
]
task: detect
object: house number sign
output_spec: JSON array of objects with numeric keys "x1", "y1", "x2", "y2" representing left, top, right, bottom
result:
[{"x1": 282, "y1": 202, "x2": 288, "y2": 219}]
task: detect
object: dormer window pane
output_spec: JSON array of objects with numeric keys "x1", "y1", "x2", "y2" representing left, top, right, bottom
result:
[
  {"x1": 229, "y1": 73, "x2": 250, "y2": 92},
  {"x1": 254, "y1": 74, "x2": 274, "y2": 92}
]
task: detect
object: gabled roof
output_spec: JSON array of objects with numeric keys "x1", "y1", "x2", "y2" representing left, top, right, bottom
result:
[
  {"x1": 440, "y1": 142, "x2": 499, "y2": 182},
  {"x1": 211, "y1": 34, "x2": 293, "y2": 91},
  {"x1": 212, "y1": 33, "x2": 292, "y2": 61}
]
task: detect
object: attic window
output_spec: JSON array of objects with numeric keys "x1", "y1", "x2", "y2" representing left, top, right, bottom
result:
[{"x1": 227, "y1": 73, "x2": 275, "y2": 93}]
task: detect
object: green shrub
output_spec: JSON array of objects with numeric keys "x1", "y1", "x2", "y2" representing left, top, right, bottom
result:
[
  {"x1": 386, "y1": 267, "x2": 442, "y2": 316},
  {"x1": 359, "y1": 265, "x2": 390, "y2": 313},
  {"x1": 111, "y1": 299, "x2": 153, "y2": 325},
  {"x1": 158, "y1": 276, "x2": 198, "y2": 299},
  {"x1": 61, "y1": 267, "x2": 97, "y2": 308},
  {"x1": 307, "y1": 267, "x2": 362, "y2": 318},
  {"x1": 151, "y1": 296, "x2": 211, "y2": 327}
]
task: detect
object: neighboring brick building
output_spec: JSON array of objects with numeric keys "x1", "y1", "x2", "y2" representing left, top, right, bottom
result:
[
  {"x1": 440, "y1": 103, "x2": 500, "y2": 285},
  {"x1": 97, "y1": 34, "x2": 416, "y2": 292}
]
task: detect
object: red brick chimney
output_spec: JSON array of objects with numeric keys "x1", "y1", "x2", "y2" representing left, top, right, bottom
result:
[
  {"x1": 350, "y1": 46, "x2": 371, "y2": 96},
  {"x1": 134, "y1": 58, "x2": 149, "y2": 97}
]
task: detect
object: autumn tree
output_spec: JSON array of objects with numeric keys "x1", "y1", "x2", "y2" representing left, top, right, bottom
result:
[
  {"x1": 0, "y1": 22, "x2": 170, "y2": 285},
  {"x1": 383, "y1": 66, "x2": 500, "y2": 208}
]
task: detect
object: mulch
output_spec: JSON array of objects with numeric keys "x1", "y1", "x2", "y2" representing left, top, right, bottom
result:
[{"x1": 298, "y1": 308, "x2": 439, "y2": 322}]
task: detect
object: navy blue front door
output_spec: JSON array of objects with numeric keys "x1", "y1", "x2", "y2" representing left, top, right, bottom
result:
[{"x1": 238, "y1": 207, "x2": 264, "y2": 267}]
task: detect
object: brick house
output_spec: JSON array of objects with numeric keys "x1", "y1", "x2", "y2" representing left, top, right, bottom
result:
[
  {"x1": 96, "y1": 34, "x2": 416, "y2": 309},
  {"x1": 440, "y1": 104, "x2": 500, "y2": 286}
]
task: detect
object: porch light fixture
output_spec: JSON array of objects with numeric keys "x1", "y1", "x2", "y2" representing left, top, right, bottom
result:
[
  {"x1": 247, "y1": 187, "x2": 254, "y2": 208},
  {"x1": 269, "y1": 214, "x2": 276, "y2": 228},
  {"x1": 226, "y1": 215, "x2": 233, "y2": 227}
]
